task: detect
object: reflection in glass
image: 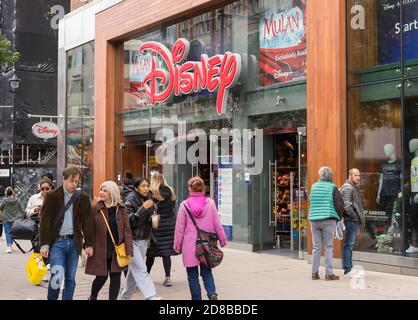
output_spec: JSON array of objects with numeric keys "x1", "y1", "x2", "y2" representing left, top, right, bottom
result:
[
  {"x1": 347, "y1": 0, "x2": 401, "y2": 84},
  {"x1": 348, "y1": 82, "x2": 402, "y2": 254},
  {"x1": 66, "y1": 42, "x2": 95, "y2": 196},
  {"x1": 404, "y1": 82, "x2": 418, "y2": 255}
]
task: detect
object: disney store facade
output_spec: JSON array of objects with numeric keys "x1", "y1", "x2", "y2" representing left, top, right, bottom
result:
[{"x1": 87, "y1": 0, "x2": 418, "y2": 273}]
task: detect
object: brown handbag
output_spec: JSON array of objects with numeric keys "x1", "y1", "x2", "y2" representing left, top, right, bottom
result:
[{"x1": 100, "y1": 209, "x2": 132, "y2": 268}]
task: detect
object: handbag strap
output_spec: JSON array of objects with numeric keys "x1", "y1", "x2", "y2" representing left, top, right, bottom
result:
[
  {"x1": 183, "y1": 204, "x2": 200, "y2": 232},
  {"x1": 100, "y1": 209, "x2": 118, "y2": 249}
]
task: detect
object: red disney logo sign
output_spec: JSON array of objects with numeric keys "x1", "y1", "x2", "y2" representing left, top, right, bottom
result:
[
  {"x1": 34, "y1": 125, "x2": 58, "y2": 136},
  {"x1": 139, "y1": 38, "x2": 241, "y2": 115}
]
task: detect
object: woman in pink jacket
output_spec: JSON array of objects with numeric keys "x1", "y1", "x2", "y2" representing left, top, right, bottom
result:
[{"x1": 174, "y1": 176, "x2": 227, "y2": 300}]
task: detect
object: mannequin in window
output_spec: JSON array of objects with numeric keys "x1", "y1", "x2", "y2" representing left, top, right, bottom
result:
[
  {"x1": 405, "y1": 138, "x2": 418, "y2": 254},
  {"x1": 376, "y1": 144, "x2": 402, "y2": 234}
]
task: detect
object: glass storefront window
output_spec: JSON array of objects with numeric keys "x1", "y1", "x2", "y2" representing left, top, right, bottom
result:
[
  {"x1": 120, "y1": 0, "x2": 308, "y2": 249},
  {"x1": 347, "y1": 0, "x2": 418, "y2": 84},
  {"x1": 348, "y1": 81, "x2": 402, "y2": 255},
  {"x1": 66, "y1": 42, "x2": 94, "y2": 196},
  {"x1": 402, "y1": 1, "x2": 418, "y2": 77},
  {"x1": 347, "y1": 0, "x2": 401, "y2": 84},
  {"x1": 404, "y1": 80, "x2": 418, "y2": 255},
  {"x1": 347, "y1": 0, "x2": 418, "y2": 258}
]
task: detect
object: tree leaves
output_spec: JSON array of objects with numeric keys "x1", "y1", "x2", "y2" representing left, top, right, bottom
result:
[{"x1": 0, "y1": 34, "x2": 20, "y2": 65}]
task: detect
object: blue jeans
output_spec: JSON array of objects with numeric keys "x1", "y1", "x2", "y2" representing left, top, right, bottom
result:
[
  {"x1": 186, "y1": 265, "x2": 216, "y2": 300},
  {"x1": 343, "y1": 220, "x2": 359, "y2": 274},
  {"x1": 4, "y1": 222, "x2": 13, "y2": 246},
  {"x1": 47, "y1": 239, "x2": 79, "y2": 300}
]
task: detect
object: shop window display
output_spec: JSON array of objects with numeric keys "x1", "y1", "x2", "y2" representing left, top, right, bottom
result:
[
  {"x1": 348, "y1": 82, "x2": 402, "y2": 254},
  {"x1": 403, "y1": 90, "x2": 418, "y2": 255}
]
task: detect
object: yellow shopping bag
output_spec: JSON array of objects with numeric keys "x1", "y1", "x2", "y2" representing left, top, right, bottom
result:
[{"x1": 25, "y1": 253, "x2": 47, "y2": 285}]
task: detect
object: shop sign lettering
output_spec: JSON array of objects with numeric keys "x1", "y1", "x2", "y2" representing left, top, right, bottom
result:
[
  {"x1": 32, "y1": 121, "x2": 60, "y2": 139},
  {"x1": 138, "y1": 38, "x2": 241, "y2": 115}
]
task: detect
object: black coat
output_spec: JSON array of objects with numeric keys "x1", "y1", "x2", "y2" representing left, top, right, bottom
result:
[
  {"x1": 121, "y1": 185, "x2": 135, "y2": 202},
  {"x1": 124, "y1": 191, "x2": 154, "y2": 241},
  {"x1": 147, "y1": 186, "x2": 177, "y2": 257}
]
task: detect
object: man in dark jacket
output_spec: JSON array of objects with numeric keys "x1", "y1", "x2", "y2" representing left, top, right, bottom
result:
[
  {"x1": 39, "y1": 166, "x2": 94, "y2": 300},
  {"x1": 341, "y1": 168, "x2": 365, "y2": 277}
]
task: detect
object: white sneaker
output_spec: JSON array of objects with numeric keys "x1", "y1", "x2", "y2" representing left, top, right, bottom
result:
[
  {"x1": 344, "y1": 269, "x2": 358, "y2": 278},
  {"x1": 406, "y1": 245, "x2": 418, "y2": 254},
  {"x1": 5, "y1": 246, "x2": 12, "y2": 253},
  {"x1": 147, "y1": 295, "x2": 162, "y2": 300}
]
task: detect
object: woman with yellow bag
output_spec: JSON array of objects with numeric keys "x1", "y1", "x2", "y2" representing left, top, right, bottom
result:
[{"x1": 85, "y1": 181, "x2": 133, "y2": 300}]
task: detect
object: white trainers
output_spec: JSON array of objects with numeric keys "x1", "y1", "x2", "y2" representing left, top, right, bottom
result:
[
  {"x1": 5, "y1": 246, "x2": 12, "y2": 253},
  {"x1": 147, "y1": 295, "x2": 162, "y2": 300},
  {"x1": 406, "y1": 245, "x2": 418, "y2": 254}
]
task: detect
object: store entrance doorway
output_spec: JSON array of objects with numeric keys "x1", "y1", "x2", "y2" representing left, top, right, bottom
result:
[{"x1": 266, "y1": 127, "x2": 308, "y2": 258}]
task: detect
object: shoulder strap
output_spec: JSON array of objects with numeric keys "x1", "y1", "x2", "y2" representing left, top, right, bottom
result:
[
  {"x1": 54, "y1": 190, "x2": 81, "y2": 232},
  {"x1": 13, "y1": 239, "x2": 33, "y2": 254},
  {"x1": 62, "y1": 190, "x2": 81, "y2": 215},
  {"x1": 100, "y1": 209, "x2": 117, "y2": 248},
  {"x1": 183, "y1": 204, "x2": 200, "y2": 232}
]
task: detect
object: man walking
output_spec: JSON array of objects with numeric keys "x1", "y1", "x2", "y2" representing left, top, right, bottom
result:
[
  {"x1": 341, "y1": 168, "x2": 365, "y2": 277},
  {"x1": 39, "y1": 166, "x2": 94, "y2": 300}
]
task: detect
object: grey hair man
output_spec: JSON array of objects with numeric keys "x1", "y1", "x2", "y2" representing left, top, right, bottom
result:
[{"x1": 341, "y1": 168, "x2": 365, "y2": 278}]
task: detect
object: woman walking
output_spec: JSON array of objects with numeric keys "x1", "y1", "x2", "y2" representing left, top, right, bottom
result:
[
  {"x1": 122, "y1": 177, "x2": 161, "y2": 300},
  {"x1": 85, "y1": 181, "x2": 133, "y2": 300},
  {"x1": 0, "y1": 187, "x2": 25, "y2": 253},
  {"x1": 174, "y1": 176, "x2": 227, "y2": 300},
  {"x1": 146, "y1": 173, "x2": 177, "y2": 287},
  {"x1": 309, "y1": 167, "x2": 344, "y2": 281}
]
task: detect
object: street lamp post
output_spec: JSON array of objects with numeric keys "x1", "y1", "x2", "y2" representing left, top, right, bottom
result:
[{"x1": 8, "y1": 73, "x2": 21, "y2": 188}]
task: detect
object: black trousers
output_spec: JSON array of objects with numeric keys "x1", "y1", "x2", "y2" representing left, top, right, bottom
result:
[
  {"x1": 91, "y1": 259, "x2": 121, "y2": 300},
  {"x1": 146, "y1": 256, "x2": 171, "y2": 277}
]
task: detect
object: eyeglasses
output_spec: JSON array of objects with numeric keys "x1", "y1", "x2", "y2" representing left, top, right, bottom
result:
[{"x1": 40, "y1": 187, "x2": 51, "y2": 191}]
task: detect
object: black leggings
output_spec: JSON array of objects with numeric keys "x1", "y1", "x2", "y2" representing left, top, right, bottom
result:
[
  {"x1": 91, "y1": 259, "x2": 121, "y2": 300},
  {"x1": 146, "y1": 256, "x2": 171, "y2": 277}
]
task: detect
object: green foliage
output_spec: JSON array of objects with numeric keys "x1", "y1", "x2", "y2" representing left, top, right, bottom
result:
[{"x1": 0, "y1": 34, "x2": 20, "y2": 65}]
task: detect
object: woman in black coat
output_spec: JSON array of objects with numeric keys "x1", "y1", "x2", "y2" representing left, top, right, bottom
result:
[{"x1": 146, "y1": 173, "x2": 176, "y2": 287}]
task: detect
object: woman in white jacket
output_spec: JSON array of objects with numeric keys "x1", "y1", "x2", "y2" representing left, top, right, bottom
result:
[{"x1": 25, "y1": 179, "x2": 54, "y2": 218}]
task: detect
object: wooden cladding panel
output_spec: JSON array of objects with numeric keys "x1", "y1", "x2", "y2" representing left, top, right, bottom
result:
[{"x1": 306, "y1": 0, "x2": 347, "y2": 257}]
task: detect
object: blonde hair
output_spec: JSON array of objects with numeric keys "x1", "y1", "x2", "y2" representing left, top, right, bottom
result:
[
  {"x1": 99, "y1": 181, "x2": 122, "y2": 207},
  {"x1": 150, "y1": 172, "x2": 176, "y2": 201}
]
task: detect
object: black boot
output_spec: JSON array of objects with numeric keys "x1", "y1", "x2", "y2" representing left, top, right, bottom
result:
[
  {"x1": 88, "y1": 295, "x2": 97, "y2": 300},
  {"x1": 208, "y1": 293, "x2": 218, "y2": 300}
]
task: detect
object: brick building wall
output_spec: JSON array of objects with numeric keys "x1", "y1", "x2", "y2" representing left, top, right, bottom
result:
[{"x1": 71, "y1": 0, "x2": 92, "y2": 11}]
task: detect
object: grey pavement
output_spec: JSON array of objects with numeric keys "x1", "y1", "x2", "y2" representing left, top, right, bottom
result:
[{"x1": 1, "y1": 236, "x2": 418, "y2": 300}]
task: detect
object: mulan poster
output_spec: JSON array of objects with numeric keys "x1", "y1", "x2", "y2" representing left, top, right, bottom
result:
[
  {"x1": 259, "y1": 0, "x2": 307, "y2": 86},
  {"x1": 127, "y1": 49, "x2": 152, "y2": 109},
  {"x1": 378, "y1": 0, "x2": 418, "y2": 64}
]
